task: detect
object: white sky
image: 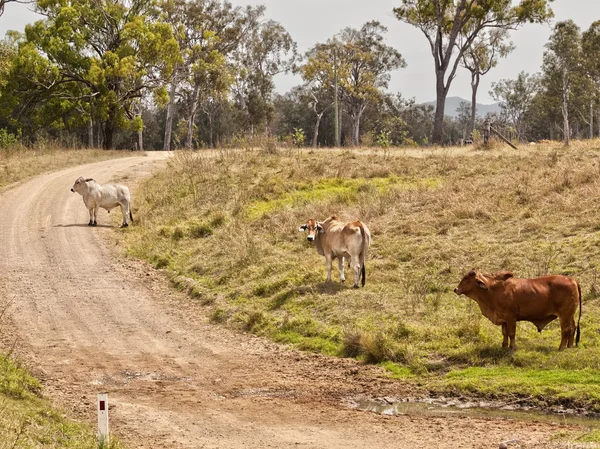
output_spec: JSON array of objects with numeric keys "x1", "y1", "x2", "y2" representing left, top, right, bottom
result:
[{"x1": 1, "y1": 0, "x2": 597, "y2": 104}]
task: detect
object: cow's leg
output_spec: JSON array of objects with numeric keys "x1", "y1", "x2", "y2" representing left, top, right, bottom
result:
[
  {"x1": 92, "y1": 205, "x2": 99, "y2": 226},
  {"x1": 506, "y1": 319, "x2": 517, "y2": 350},
  {"x1": 501, "y1": 323, "x2": 509, "y2": 348},
  {"x1": 558, "y1": 315, "x2": 573, "y2": 350},
  {"x1": 88, "y1": 207, "x2": 94, "y2": 226},
  {"x1": 120, "y1": 203, "x2": 129, "y2": 228},
  {"x1": 567, "y1": 317, "x2": 576, "y2": 348},
  {"x1": 325, "y1": 254, "x2": 333, "y2": 283},
  {"x1": 338, "y1": 257, "x2": 345, "y2": 282},
  {"x1": 350, "y1": 255, "x2": 361, "y2": 288}
]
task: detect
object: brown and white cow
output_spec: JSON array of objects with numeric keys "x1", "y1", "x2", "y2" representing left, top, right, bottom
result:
[
  {"x1": 298, "y1": 216, "x2": 371, "y2": 288},
  {"x1": 454, "y1": 269, "x2": 582, "y2": 350}
]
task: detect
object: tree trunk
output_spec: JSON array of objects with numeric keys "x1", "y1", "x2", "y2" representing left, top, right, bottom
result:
[
  {"x1": 338, "y1": 107, "x2": 343, "y2": 147},
  {"x1": 591, "y1": 101, "x2": 594, "y2": 139},
  {"x1": 432, "y1": 71, "x2": 449, "y2": 145},
  {"x1": 138, "y1": 122, "x2": 144, "y2": 152},
  {"x1": 163, "y1": 73, "x2": 178, "y2": 151},
  {"x1": 469, "y1": 73, "x2": 480, "y2": 137},
  {"x1": 561, "y1": 68, "x2": 570, "y2": 146},
  {"x1": 208, "y1": 112, "x2": 214, "y2": 148},
  {"x1": 88, "y1": 117, "x2": 94, "y2": 148},
  {"x1": 103, "y1": 121, "x2": 115, "y2": 150},
  {"x1": 312, "y1": 112, "x2": 324, "y2": 148},
  {"x1": 350, "y1": 108, "x2": 362, "y2": 147},
  {"x1": 186, "y1": 82, "x2": 201, "y2": 149}
]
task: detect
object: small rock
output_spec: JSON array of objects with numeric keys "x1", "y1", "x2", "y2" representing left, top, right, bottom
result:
[{"x1": 499, "y1": 444, "x2": 508, "y2": 449}]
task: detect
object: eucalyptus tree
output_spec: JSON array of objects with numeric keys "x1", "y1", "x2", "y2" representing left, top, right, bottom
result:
[
  {"x1": 543, "y1": 20, "x2": 584, "y2": 146},
  {"x1": 394, "y1": 0, "x2": 553, "y2": 145},
  {"x1": 582, "y1": 21, "x2": 600, "y2": 138},
  {"x1": 302, "y1": 21, "x2": 405, "y2": 147},
  {"x1": 460, "y1": 28, "x2": 513, "y2": 136},
  {"x1": 300, "y1": 44, "x2": 336, "y2": 147},
  {"x1": 18, "y1": 0, "x2": 181, "y2": 149},
  {"x1": 490, "y1": 71, "x2": 540, "y2": 141},
  {"x1": 232, "y1": 18, "x2": 298, "y2": 136},
  {"x1": 162, "y1": 0, "x2": 262, "y2": 149}
]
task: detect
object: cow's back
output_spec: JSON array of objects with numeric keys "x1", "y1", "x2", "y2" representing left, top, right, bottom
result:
[
  {"x1": 99, "y1": 183, "x2": 130, "y2": 208},
  {"x1": 510, "y1": 275, "x2": 578, "y2": 319}
]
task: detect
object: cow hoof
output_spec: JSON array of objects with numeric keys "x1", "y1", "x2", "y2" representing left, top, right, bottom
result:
[
  {"x1": 341, "y1": 279, "x2": 345, "y2": 283},
  {"x1": 92, "y1": 222, "x2": 97, "y2": 227},
  {"x1": 88, "y1": 221, "x2": 93, "y2": 226},
  {"x1": 353, "y1": 285, "x2": 359, "y2": 289},
  {"x1": 121, "y1": 223, "x2": 128, "y2": 228}
]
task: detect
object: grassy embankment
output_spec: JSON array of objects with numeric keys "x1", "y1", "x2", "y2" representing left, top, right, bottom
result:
[
  {"x1": 119, "y1": 142, "x2": 600, "y2": 414},
  {"x1": 0, "y1": 145, "x2": 141, "y2": 191},
  {"x1": 0, "y1": 146, "x2": 133, "y2": 448}
]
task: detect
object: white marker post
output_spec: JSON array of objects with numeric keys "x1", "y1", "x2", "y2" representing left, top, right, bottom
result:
[{"x1": 97, "y1": 393, "x2": 109, "y2": 447}]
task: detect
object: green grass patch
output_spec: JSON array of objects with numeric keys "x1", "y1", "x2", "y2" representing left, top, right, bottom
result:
[{"x1": 246, "y1": 176, "x2": 441, "y2": 219}]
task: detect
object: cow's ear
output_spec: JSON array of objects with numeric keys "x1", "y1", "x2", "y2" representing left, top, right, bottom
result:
[
  {"x1": 298, "y1": 225, "x2": 307, "y2": 232},
  {"x1": 499, "y1": 272, "x2": 514, "y2": 281},
  {"x1": 316, "y1": 223, "x2": 323, "y2": 233},
  {"x1": 475, "y1": 279, "x2": 488, "y2": 290}
]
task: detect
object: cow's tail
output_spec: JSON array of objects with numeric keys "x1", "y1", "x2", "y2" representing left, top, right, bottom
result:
[
  {"x1": 129, "y1": 203, "x2": 134, "y2": 224},
  {"x1": 358, "y1": 223, "x2": 370, "y2": 287},
  {"x1": 576, "y1": 281, "x2": 582, "y2": 346}
]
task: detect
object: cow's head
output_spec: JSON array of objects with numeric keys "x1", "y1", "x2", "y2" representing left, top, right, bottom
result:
[
  {"x1": 454, "y1": 269, "x2": 489, "y2": 295},
  {"x1": 298, "y1": 218, "x2": 323, "y2": 242},
  {"x1": 71, "y1": 176, "x2": 87, "y2": 193},
  {"x1": 454, "y1": 269, "x2": 513, "y2": 296}
]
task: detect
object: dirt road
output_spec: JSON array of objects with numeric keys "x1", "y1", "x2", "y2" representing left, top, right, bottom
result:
[{"x1": 0, "y1": 153, "x2": 583, "y2": 448}]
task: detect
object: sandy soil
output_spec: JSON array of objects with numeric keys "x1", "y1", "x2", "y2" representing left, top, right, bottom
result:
[{"x1": 0, "y1": 152, "x2": 588, "y2": 448}]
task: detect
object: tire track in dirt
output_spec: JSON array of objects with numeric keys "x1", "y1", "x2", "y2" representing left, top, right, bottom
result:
[{"x1": 0, "y1": 152, "x2": 578, "y2": 448}]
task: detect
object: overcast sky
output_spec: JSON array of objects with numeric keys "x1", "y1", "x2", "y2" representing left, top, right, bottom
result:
[{"x1": 1, "y1": 0, "x2": 597, "y2": 105}]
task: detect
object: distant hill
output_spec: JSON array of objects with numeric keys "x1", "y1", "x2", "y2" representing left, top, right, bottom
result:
[{"x1": 422, "y1": 96, "x2": 502, "y2": 118}]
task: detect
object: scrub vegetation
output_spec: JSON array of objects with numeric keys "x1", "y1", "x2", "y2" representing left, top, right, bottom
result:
[{"x1": 119, "y1": 141, "x2": 600, "y2": 412}]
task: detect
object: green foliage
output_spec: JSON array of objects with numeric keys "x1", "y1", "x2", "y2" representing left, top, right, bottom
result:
[
  {"x1": 291, "y1": 128, "x2": 305, "y2": 147},
  {"x1": 6, "y1": 0, "x2": 181, "y2": 149},
  {"x1": 375, "y1": 129, "x2": 391, "y2": 148},
  {"x1": 0, "y1": 128, "x2": 20, "y2": 148}
]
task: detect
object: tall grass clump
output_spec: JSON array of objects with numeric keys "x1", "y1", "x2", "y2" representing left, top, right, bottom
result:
[{"x1": 119, "y1": 142, "x2": 600, "y2": 409}]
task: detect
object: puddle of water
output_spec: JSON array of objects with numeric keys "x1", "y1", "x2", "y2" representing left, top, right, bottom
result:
[{"x1": 351, "y1": 398, "x2": 600, "y2": 428}]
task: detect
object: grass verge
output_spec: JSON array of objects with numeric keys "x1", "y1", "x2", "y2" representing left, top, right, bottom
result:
[
  {"x1": 117, "y1": 141, "x2": 600, "y2": 412},
  {"x1": 0, "y1": 145, "x2": 143, "y2": 191}
]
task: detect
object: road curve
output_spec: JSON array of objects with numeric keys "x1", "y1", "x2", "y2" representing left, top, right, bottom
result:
[{"x1": 0, "y1": 153, "x2": 565, "y2": 448}]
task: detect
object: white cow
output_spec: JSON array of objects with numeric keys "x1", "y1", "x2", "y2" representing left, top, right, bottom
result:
[{"x1": 71, "y1": 177, "x2": 133, "y2": 227}]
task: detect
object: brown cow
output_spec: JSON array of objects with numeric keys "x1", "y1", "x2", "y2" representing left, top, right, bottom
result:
[
  {"x1": 454, "y1": 269, "x2": 582, "y2": 350},
  {"x1": 298, "y1": 216, "x2": 371, "y2": 288}
]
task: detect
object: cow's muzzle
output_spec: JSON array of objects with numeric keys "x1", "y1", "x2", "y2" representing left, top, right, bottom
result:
[
  {"x1": 454, "y1": 288, "x2": 461, "y2": 295},
  {"x1": 306, "y1": 236, "x2": 315, "y2": 242},
  {"x1": 70, "y1": 188, "x2": 74, "y2": 192}
]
